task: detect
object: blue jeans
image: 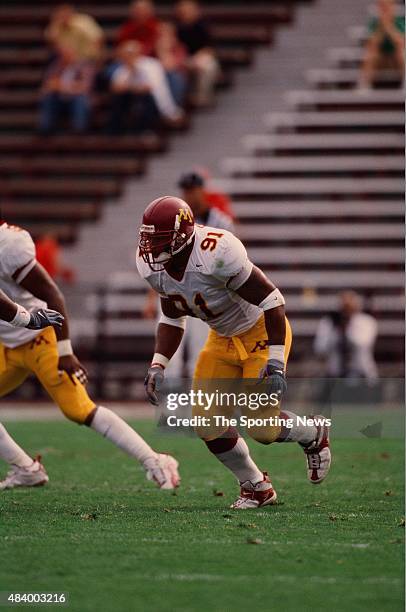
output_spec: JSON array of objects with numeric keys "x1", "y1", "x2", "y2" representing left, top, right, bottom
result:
[
  {"x1": 107, "y1": 92, "x2": 159, "y2": 135},
  {"x1": 166, "y1": 70, "x2": 187, "y2": 106},
  {"x1": 39, "y1": 92, "x2": 90, "y2": 134}
]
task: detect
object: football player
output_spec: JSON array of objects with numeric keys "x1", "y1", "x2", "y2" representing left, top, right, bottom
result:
[
  {"x1": 0, "y1": 220, "x2": 179, "y2": 490},
  {"x1": 0, "y1": 289, "x2": 63, "y2": 489},
  {"x1": 138, "y1": 196, "x2": 331, "y2": 509}
]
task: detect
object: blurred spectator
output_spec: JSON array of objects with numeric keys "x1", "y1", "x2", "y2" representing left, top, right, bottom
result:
[
  {"x1": 35, "y1": 234, "x2": 75, "y2": 283},
  {"x1": 117, "y1": 0, "x2": 161, "y2": 56},
  {"x1": 359, "y1": 0, "x2": 405, "y2": 90},
  {"x1": 108, "y1": 41, "x2": 183, "y2": 134},
  {"x1": 39, "y1": 45, "x2": 94, "y2": 134},
  {"x1": 155, "y1": 22, "x2": 188, "y2": 106},
  {"x1": 175, "y1": 0, "x2": 220, "y2": 107},
  {"x1": 44, "y1": 4, "x2": 104, "y2": 61},
  {"x1": 178, "y1": 171, "x2": 235, "y2": 229},
  {"x1": 314, "y1": 291, "x2": 378, "y2": 380},
  {"x1": 182, "y1": 167, "x2": 235, "y2": 219}
]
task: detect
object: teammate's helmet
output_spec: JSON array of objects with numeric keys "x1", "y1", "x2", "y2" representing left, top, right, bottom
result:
[{"x1": 139, "y1": 196, "x2": 195, "y2": 271}]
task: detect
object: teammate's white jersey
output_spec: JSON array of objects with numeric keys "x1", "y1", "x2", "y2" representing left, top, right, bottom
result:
[
  {"x1": 137, "y1": 225, "x2": 262, "y2": 337},
  {"x1": 0, "y1": 223, "x2": 46, "y2": 348}
]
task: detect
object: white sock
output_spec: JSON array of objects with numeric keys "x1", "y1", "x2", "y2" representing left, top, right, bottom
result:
[
  {"x1": 0, "y1": 423, "x2": 33, "y2": 468},
  {"x1": 90, "y1": 406, "x2": 157, "y2": 467},
  {"x1": 279, "y1": 410, "x2": 317, "y2": 446},
  {"x1": 215, "y1": 438, "x2": 264, "y2": 484}
]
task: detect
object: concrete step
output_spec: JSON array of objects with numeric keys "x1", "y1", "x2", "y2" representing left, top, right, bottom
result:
[
  {"x1": 213, "y1": 177, "x2": 404, "y2": 197},
  {"x1": 232, "y1": 200, "x2": 403, "y2": 218}
]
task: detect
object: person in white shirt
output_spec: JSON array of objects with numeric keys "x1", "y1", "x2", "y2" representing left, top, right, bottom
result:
[
  {"x1": 108, "y1": 40, "x2": 184, "y2": 134},
  {"x1": 314, "y1": 290, "x2": 378, "y2": 380}
]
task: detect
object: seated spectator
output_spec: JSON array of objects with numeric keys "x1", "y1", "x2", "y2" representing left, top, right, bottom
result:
[
  {"x1": 359, "y1": 0, "x2": 404, "y2": 90},
  {"x1": 155, "y1": 21, "x2": 188, "y2": 106},
  {"x1": 38, "y1": 45, "x2": 94, "y2": 134},
  {"x1": 175, "y1": 0, "x2": 220, "y2": 107},
  {"x1": 44, "y1": 3, "x2": 104, "y2": 62},
  {"x1": 108, "y1": 41, "x2": 183, "y2": 134},
  {"x1": 117, "y1": 0, "x2": 161, "y2": 56}
]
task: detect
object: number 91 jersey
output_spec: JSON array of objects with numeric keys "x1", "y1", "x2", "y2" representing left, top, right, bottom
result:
[{"x1": 136, "y1": 225, "x2": 262, "y2": 337}]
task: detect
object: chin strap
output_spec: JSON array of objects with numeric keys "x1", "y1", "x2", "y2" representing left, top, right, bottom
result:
[{"x1": 171, "y1": 227, "x2": 196, "y2": 256}]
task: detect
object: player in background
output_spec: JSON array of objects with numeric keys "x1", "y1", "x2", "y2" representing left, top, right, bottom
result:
[
  {"x1": 138, "y1": 197, "x2": 331, "y2": 509},
  {"x1": 143, "y1": 171, "x2": 235, "y2": 378},
  {"x1": 0, "y1": 220, "x2": 179, "y2": 490}
]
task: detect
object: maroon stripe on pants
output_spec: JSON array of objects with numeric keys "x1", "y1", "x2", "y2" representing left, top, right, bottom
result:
[{"x1": 205, "y1": 426, "x2": 239, "y2": 454}]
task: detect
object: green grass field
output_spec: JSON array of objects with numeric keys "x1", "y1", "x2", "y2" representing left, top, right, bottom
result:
[{"x1": 0, "y1": 420, "x2": 404, "y2": 612}]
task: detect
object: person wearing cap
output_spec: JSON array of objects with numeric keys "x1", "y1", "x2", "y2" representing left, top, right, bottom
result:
[{"x1": 178, "y1": 171, "x2": 235, "y2": 229}]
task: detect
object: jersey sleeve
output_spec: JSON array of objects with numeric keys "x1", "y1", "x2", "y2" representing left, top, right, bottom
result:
[
  {"x1": 1, "y1": 229, "x2": 36, "y2": 282},
  {"x1": 211, "y1": 231, "x2": 253, "y2": 289}
]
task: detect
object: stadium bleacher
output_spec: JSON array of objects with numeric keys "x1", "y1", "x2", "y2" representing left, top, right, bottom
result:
[
  {"x1": 1, "y1": 0, "x2": 404, "y2": 398},
  {"x1": 1, "y1": 2, "x2": 294, "y2": 244},
  {"x1": 80, "y1": 7, "x2": 404, "y2": 396}
]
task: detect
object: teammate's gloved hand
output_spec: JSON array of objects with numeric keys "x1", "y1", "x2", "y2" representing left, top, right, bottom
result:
[
  {"x1": 27, "y1": 308, "x2": 64, "y2": 330},
  {"x1": 58, "y1": 355, "x2": 88, "y2": 386},
  {"x1": 258, "y1": 359, "x2": 287, "y2": 398},
  {"x1": 144, "y1": 366, "x2": 165, "y2": 406}
]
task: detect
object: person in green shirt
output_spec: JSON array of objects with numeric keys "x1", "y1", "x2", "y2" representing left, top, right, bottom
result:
[{"x1": 359, "y1": 0, "x2": 404, "y2": 89}]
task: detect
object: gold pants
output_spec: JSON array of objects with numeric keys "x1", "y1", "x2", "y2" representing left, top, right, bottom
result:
[
  {"x1": 0, "y1": 327, "x2": 95, "y2": 423},
  {"x1": 192, "y1": 315, "x2": 292, "y2": 443}
]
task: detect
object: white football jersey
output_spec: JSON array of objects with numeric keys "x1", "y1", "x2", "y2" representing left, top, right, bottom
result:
[
  {"x1": 0, "y1": 223, "x2": 46, "y2": 348},
  {"x1": 137, "y1": 225, "x2": 262, "y2": 337}
]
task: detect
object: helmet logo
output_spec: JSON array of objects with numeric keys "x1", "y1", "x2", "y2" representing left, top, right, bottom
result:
[{"x1": 178, "y1": 208, "x2": 193, "y2": 223}]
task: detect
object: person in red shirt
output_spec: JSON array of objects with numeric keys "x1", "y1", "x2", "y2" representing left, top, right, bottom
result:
[
  {"x1": 35, "y1": 234, "x2": 75, "y2": 283},
  {"x1": 179, "y1": 169, "x2": 235, "y2": 220},
  {"x1": 116, "y1": 0, "x2": 161, "y2": 56}
]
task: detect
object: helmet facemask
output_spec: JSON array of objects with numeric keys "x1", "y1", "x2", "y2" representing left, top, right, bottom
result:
[{"x1": 139, "y1": 223, "x2": 195, "y2": 271}]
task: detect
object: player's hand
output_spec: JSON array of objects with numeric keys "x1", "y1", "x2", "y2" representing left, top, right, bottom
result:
[
  {"x1": 58, "y1": 354, "x2": 88, "y2": 385},
  {"x1": 258, "y1": 359, "x2": 287, "y2": 398},
  {"x1": 144, "y1": 365, "x2": 165, "y2": 406},
  {"x1": 26, "y1": 308, "x2": 64, "y2": 330}
]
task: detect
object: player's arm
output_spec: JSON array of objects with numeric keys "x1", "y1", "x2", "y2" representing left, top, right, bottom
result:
[
  {"x1": 236, "y1": 265, "x2": 286, "y2": 347},
  {"x1": 15, "y1": 263, "x2": 88, "y2": 385},
  {"x1": 154, "y1": 297, "x2": 186, "y2": 361},
  {"x1": 144, "y1": 297, "x2": 186, "y2": 406},
  {"x1": 235, "y1": 265, "x2": 287, "y2": 395},
  {"x1": 0, "y1": 288, "x2": 64, "y2": 330}
]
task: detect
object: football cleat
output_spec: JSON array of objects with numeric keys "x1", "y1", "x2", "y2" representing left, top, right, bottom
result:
[
  {"x1": 145, "y1": 453, "x2": 180, "y2": 490},
  {"x1": 0, "y1": 456, "x2": 49, "y2": 490},
  {"x1": 302, "y1": 415, "x2": 331, "y2": 484},
  {"x1": 230, "y1": 472, "x2": 277, "y2": 509}
]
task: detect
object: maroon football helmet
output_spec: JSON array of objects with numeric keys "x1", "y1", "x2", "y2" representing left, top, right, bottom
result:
[{"x1": 139, "y1": 196, "x2": 195, "y2": 270}]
